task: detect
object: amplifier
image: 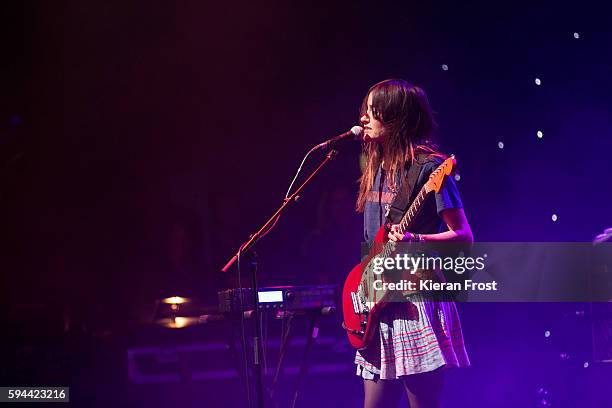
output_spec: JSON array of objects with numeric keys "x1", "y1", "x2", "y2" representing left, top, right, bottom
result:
[{"x1": 218, "y1": 285, "x2": 338, "y2": 313}]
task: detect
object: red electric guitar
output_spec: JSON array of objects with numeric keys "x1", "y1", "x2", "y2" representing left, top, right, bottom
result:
[{"x1": 342, "y1": 155, "x2": 456, "y2": 350}]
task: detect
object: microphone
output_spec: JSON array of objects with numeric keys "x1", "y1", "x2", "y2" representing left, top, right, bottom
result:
[{"x1": 315, "y1": 126, "x2": 363, "y2": 149}]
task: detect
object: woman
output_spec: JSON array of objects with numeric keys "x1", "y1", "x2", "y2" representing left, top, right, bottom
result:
[{"x1": 355, "y1": 79, "x2": 472, "y2": 408}]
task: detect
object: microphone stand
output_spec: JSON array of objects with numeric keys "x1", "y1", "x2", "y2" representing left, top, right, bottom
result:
[{"x1": 221, "y1": 148, "x2": 338, "y2": 408}]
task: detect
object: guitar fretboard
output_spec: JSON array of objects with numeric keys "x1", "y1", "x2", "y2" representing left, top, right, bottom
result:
[{"x1": 379, "y1": 186, "x2": 430, "y2": 258}]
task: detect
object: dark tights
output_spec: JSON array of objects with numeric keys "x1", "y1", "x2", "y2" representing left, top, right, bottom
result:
[{"x1": 363, "y1": 367, "x2": 445, "y2": 408}]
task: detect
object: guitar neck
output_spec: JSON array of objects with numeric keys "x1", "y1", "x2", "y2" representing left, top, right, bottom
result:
[
  {"x1": 380, "y1": 186, "x2": 431, "y2": 258},
  {"x1": 379, "y1": 155, "x2": 455, "y2": 258},
  {"x1": 397, "y1": 187, "x2": 430, "y2": 236}
]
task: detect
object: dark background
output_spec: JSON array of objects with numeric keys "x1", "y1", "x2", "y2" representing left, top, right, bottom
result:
[{"x1": 1, "y1": 1, "x2": 611, "y2": 407}]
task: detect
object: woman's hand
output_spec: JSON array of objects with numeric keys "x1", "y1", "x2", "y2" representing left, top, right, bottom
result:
[{"x1": 387, "y1": 224, "x2": 417, "y2": 242}]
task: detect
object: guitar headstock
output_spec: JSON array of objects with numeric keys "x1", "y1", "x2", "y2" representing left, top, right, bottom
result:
[{"x1": 425, "y1": 155, "x2": 456, "y2": 193}]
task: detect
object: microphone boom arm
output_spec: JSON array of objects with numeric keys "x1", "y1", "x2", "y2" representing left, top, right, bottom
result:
[{"x1": 221, "y1": 149, "x2": 338, "y2": 273}]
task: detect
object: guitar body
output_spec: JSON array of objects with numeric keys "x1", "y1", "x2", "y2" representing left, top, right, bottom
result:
[
  {"x1": 341, "y1": 155, "x2": 457, "y2": 350},
  {"x1": 342, "y1": 227, "x2": 388, "y2": 350}
]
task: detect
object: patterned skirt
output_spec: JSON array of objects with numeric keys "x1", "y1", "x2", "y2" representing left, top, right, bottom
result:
[{"x1": 354, "y1": 293, "x2": 470, "y2": 380}]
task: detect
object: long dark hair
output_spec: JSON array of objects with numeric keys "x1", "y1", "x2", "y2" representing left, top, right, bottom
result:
[{"x1": 356, "y1": 79, "x2": 442, "y2": 212}]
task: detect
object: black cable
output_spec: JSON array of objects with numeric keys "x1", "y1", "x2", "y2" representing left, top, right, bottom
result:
[
  {"x1": 229, "y1": 144, "x2": 334, "y2": 407},
  {"x1": 237, "y1": 245, "x2": 252, "y2": 408},
  {"x1": 262, "y1": 310, "x2": 267, "y2": 374},
  {"x1": 270, "y1": 313, "x2": 293, "y2": 397}
]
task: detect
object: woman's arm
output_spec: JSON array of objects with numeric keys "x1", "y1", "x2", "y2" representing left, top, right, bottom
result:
[{"x1": 388, "y1": 208, "x2": 474, "y2": 243}]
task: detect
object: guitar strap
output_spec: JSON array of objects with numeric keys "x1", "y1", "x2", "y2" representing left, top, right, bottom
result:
[
  {"x1": 384, "y1": 155, "x2": 425, "y2": 229},
  {"x1": 360, "y1": 154, "x2": 428, "y2": 260}
]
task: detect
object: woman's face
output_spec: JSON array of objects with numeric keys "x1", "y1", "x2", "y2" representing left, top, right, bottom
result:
[{"x1": 360, "y1": 92, "x2": 384, "y2": 142}]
